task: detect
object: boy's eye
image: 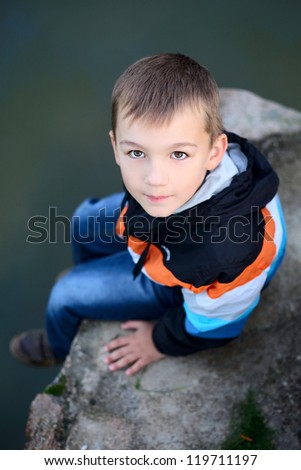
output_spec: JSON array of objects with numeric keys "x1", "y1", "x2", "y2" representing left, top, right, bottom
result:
[
  {"x1": 129, "y1": 150, "x2": 145, "y2": 159},
  {"x1": 171, "y1": 151, "x2": 188, "y2": 160}
]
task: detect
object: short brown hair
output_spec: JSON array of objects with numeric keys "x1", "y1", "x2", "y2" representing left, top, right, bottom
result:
[{"x1": 111, "y1": 53, "x2": 224, "y2": 144}]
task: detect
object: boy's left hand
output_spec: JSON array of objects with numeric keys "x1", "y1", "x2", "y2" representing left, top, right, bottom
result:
[{"x1": 103, "y1": 320, "x2": 165, "y2": 376}]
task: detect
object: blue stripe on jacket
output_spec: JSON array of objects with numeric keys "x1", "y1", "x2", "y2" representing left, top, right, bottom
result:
[{"x1": 184, "y1": 296, "x2": 260, "y2": 339}]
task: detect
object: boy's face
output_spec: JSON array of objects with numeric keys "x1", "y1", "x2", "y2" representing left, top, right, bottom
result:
[{"x1": 110, "y1": 105, "x2": 227, "y2": 217}]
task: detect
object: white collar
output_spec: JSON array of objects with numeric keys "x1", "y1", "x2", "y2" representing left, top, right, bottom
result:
[{"x1": 174, "y1": 143, "x2": 247, "y2": 213}]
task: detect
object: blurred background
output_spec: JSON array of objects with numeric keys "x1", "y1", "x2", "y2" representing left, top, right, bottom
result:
[{"x1": 1, "y1": 0, "x2": 301, "y2": 449}]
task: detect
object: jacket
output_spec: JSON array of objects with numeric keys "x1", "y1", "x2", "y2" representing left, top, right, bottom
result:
[{"x1": 116, "y1": 132, "x2": 286, "y2": 355}]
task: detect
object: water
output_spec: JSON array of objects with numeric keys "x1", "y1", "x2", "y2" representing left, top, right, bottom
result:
[{"x1": 1, "y1": 0, "x2": 301, "y2": 449}]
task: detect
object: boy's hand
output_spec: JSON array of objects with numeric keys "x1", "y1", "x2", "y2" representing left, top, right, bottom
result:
[{"x1": 103, "y1": 321, "x2": 165, "y2": 376}]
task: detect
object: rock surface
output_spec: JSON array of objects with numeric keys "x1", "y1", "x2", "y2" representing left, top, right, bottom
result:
[
  {"x1": 25, "y1": 90, "x2": 301, "y2": 450},
  {"x1": 220, "y1": 88, "x2": 301, "y2": 139}
]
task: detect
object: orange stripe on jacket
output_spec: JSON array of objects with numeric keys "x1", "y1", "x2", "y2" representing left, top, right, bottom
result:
[
  {"x1": 128, "y1": 238, "x2": 206, "y2": 293},
  {"x1": 207, "y1": 207, "x2": 276, "y2": 298},
  {"x1": 116, "y1": 209, "x2": 206, "y2": 292},
  {"x1": 116, "y1": 207, "x2": 276, "y2": 297},
  {"x1": 116, "y1": 206, "x2": 128, "y2": 237}
]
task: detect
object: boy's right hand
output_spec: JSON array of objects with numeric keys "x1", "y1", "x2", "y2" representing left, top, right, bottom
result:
[{"x1": 103, "y1": 320, "x2": 165, "y2": 376}]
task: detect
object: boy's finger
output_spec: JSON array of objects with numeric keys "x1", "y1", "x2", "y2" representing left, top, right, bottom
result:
[
  {"x1": 104, "y1": 345, "x2": 130, "y2": 363},
  {"x1": 125, "y1": 358, "x2": 145, "y2": 376},
  {"x1": 103, "y1": 335, "x2": 130, "y2": 352},
  {"x1": 108, "y1": 353, "x2": 136, "y2": 372}
]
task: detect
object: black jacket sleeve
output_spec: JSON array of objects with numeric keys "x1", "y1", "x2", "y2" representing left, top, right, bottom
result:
[{"x1": 152, "y1": 305, "x2": 236, "y2": 356}]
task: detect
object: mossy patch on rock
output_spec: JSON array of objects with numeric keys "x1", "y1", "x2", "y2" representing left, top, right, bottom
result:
[
  {"x1": 44, "y1": 375, "x2": 67, "y2": 397},
  {"x1": 221, "y1": 390, "x2": 275, "y2": 450}
]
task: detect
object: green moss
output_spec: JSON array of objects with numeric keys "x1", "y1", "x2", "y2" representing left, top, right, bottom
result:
[
  {"x1": 44, "y1": 374, "x2": 67, "y2": 397},
  {"x1": 221, "y1": 390, "x2": 275, "y2": 450},
  {"x1": 135, "y1": 375, "x2": 142, "y2": 390}
]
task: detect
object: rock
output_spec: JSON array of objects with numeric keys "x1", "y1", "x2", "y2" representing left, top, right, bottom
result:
[
  {"x1": 220, "y1": 88, "x2": 301, "y2": 139},
  {"x1": 25, "y1": 90, "x2": 301, "y2": 450},
  {"x1": 25, "y1": 393, "x2": 65, "y2": 449}
]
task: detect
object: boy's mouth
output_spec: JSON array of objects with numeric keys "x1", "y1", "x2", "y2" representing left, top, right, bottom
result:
[{"x1": 145, "y1": 195, "x2": 171, "y2": 202}]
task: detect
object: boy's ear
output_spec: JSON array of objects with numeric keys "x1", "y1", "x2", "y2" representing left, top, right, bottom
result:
[
  {"x1": 206, "y1": 133, "x2": 228, "y2": 171},
  {"x1": 109, "y1": 130, "x2": 120, "y2": 165}
]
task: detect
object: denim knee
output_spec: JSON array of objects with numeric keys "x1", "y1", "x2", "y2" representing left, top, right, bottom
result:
[
  {"x1": 71, "y1": 194, "x2": 126, "y2": 264},
  {"x1": 45, "y1": 272, "x2": 83, "y2": 353},
  {"x1": 72, "y1": 198, "x2": 100, "y2": 245},
  {"x1": 71, "y1": 198, "x2": 104, "y2": 264},
  {"x1": 46, "y1": 275, "x2": 74, "y2": 326},
  {"x1": 72, "y1": 194, "x2": 124, "y2": 240}
]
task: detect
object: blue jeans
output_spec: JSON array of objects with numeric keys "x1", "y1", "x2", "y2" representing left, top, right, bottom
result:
[{"x1": 45, "y1": 193, "x2": 183, "y2": 358}]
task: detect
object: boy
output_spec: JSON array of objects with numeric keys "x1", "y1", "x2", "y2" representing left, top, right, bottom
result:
[{"x1": 10, "y1": 53, "x2": 286, "y2": 376}]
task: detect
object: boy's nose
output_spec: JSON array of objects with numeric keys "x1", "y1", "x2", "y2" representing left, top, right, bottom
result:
[{"x1": 144, "y1": 162, "x2": 168, "y2": 186}]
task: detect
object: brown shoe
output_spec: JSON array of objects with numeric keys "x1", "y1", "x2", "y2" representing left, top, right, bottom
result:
[{"x1": 9, "y1": 329, "x2": 64, "y2": 367}]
